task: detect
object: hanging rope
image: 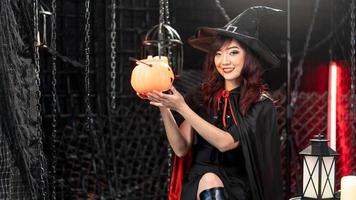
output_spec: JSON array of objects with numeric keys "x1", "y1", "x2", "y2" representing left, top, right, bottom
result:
[
  {"x1": 42, "y1": 46, "x2": 85, "y2": 68},
  {"x1": 84, "y1": 0, "x2": 92, "y2": 128},
  {"x1": 33, "y1": 0, "x2": 47, "y2": 199},
  {"x1": 215, "y1": 0, "x2": 230, "y2": 22},
  {"x1": 350, "y1": 0, "x2": 356, "y2": 174},
  {"x1": 50, "y1": 0, "x2": 57, "y2": 198},
  {"x1": 291, "y1": 0, "x2": 320, "y2": 108}
]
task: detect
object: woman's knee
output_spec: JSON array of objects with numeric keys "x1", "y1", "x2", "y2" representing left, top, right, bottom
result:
[
  {"x1": 198, "y1": 173, "x2": 224, "y2": 193},
  {"x1": 197, "y1": 173, "x2": 226, "y2": 200}
]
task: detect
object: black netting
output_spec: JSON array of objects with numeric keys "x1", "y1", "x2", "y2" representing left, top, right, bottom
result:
[
  {"x1": 0, "y1": 134, "x2": 31, "y2": 199},
  {"x1": 0, "y1": 0, "x2": 48, "y2": 199},
  {"x1": 38, "y1": 1, "x2": 165, "y2": 198},
  {"x1": 49, "y1": 97, "x2": 169, "y2": 199}
]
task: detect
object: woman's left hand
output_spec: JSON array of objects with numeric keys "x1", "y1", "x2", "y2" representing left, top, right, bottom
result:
[{"x1": 147, "y1": 86, "x2": 186, "y2": 112}]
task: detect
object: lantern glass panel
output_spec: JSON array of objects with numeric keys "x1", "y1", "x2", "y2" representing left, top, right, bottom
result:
[
  {"x1": 303, "y1": 155, "x2": 319, "y2": 198},
  {"x1": 320, "y1": 156, "x2": 335, "y2": 198}
]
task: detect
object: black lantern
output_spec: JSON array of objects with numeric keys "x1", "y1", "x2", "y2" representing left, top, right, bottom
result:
[
  {"x1": 299, "y1": 134, "x2": 338, "y2": 199},
  {"x1": 142, "y1": 23, "x2": 184, "y2": 77}
]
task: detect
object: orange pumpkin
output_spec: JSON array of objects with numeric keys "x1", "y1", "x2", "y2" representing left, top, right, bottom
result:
[{"x1": 130, "y1": 56, "x2": 174, "y2": 95}]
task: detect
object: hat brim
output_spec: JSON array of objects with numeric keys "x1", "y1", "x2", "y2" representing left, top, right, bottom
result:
[{"x1": 188, "y1": 27, "x2": 280, "y2": 68}]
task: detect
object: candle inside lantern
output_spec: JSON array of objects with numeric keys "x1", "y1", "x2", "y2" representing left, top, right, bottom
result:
[{"x1": 341, "y1": 175, "x2": 356, "y2": 200}]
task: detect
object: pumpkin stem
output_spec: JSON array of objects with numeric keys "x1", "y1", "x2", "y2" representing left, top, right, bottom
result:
[{"x1": 129, "y1": 57, "x2": 152, "y2": 67}]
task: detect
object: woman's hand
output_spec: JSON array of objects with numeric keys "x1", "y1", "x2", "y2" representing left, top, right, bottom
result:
[{"x1": 147, "y1": 86, "x2": 186, "y2": 112}]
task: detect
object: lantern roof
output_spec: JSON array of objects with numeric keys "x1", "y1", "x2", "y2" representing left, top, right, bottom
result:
[{"x1": 299, "y1": 134, "x2": 338, "y2": 156}]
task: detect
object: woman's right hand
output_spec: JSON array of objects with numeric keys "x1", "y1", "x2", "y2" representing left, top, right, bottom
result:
[{"x1": 147, "y1": 86, "x2": 186, "y2": 112}]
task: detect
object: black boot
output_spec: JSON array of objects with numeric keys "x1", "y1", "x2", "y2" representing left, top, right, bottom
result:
[{"x1": 199, "y1": 187, "x2": 227, "y2": 200}]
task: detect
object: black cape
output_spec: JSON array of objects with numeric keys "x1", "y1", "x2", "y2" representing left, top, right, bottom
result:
[
  {"x1": 226, "y1": 89, "x2": 283, "y2": 200},
  {"x1": 170, "y1": 88, "x2": 282, "y2": 200}
]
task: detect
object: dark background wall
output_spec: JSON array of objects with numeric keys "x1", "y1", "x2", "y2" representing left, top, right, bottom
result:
[
  {"x1": 170, "y1": 0, "x2": 351, "y2": 90},
  {"x1": 42, "y1": 0, "x2": 352, "y2": 95}
]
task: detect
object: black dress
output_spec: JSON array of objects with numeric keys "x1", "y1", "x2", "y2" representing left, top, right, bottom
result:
[
  {"x1": 180, "y1": 87, "x2": 249, "y2": 200},
  {"x1": 177, "y1": 87, "x2": 282, "y2": 200}
]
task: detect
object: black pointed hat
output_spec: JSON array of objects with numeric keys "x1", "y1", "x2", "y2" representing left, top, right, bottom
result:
[{"x1": 188, "y1": 6, "x2": 283, "y2": 68}]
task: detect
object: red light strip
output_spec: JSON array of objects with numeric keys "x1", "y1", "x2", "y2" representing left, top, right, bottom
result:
[{"x1": 327, "y1": 61, "x2": 337, "y2": 150}]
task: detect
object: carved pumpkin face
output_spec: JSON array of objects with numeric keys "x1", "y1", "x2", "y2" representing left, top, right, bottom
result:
[{"x1": 130, "y1": 56, "x2": 174, "y2": 95}]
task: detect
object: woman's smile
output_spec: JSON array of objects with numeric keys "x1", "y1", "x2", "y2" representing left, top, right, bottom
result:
[
  {"x1": 214, "y1": 39, "x2": 246, "y2": 90},
  {"x1": 222, "y1": 67, "x2": 235, "y2": 74}
]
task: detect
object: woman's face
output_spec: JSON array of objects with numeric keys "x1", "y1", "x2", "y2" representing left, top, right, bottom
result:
[{"x1": 214, "y1": 39, "x2": 245, "y2": 90}]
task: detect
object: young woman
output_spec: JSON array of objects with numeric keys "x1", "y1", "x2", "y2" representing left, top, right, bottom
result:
[{"x1": 143, "y1": 6, "x2": 283, "y2": 200}]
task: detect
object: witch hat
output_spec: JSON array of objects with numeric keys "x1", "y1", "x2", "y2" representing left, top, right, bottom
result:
[{"x1": 188, "y1": 6, "x2": 284, "y2": 68}]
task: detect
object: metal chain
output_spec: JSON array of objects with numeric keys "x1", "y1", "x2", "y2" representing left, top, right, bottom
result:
[
  {"x1": 158, "y1": 0, "x2": 165, "y2": 57},
  {"x1": 350, "y1": 0, "x2": 356, "y2": 174},
  {"x1": 162, "y1": 0, "x2": 174, "y2": 193},
  {"x1": 159, "y1": 0, "x2": 173, "y2": 191},
  {"x1": 291, "y1": 0, "x2": 320, "y2": 108},
  {"x1": 109, "y1": 0, "x2": 119, "y2": 194},
  {"x1": 164, "y1": 0, "x2": 170, "y2": 25},
  {"x1": 167, "y1": 140, "x2": 173, "y2": 194},
  {"x1": 33, "y1": 0, "x2": 47, "y2": 199},
  {"x1": 51, "y1": 0, "x2": 57, "y2": 199},
  {"x1": 159, "y1": 0, "x2": 165, "y2": 24},
  {"x1": 215, "y1": 0, "x2": 230, "y2": 22},
  {"x1": 164, "y1": 0, "x2": 173, "y2": 67},
  {"x1": 110, "y1": 0, "x2": 117, "y2": 110},
  {"x1": 84, "y1": 0, "x2": 92, "y2": 128}
]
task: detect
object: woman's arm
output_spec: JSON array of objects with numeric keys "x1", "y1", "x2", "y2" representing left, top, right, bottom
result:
[
  {"x1": 148, "y1": 87, "x2": 239, "y2": 152},
  {"x1": 159, "y1": 107, "x2": 193, "y2": 157},
  {"x1": 177, "y1": 103, "x2": 239, "y2": 152}
]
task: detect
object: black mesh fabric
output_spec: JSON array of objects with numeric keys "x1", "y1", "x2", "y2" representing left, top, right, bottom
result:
[{"x1": 0, "y1": 0, "x2": 47, "y2": 199}]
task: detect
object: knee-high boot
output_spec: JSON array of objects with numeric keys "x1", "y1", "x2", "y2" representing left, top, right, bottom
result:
[{"x1": 199, "y1": 187, "x2": 227, "y2": 200}]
